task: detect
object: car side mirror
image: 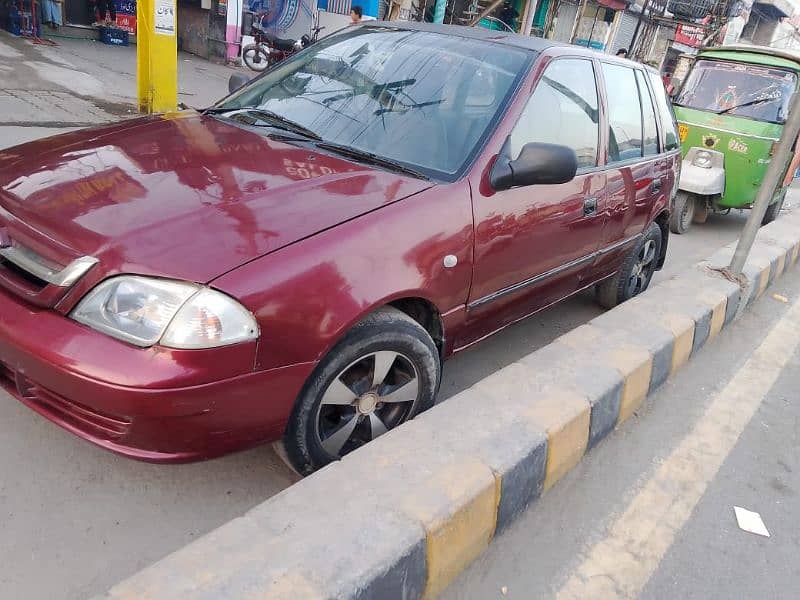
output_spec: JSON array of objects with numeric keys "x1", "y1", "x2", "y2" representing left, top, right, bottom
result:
[
  {"x1": 490, "y1": 139, "x2": 578, "y2": 191},
  {"x1": 228, "y1": 72, "x2": 251, "y2": 94}
]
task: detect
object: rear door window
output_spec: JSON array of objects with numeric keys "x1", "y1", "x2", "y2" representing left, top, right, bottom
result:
[
  {"x1": 636, "y1": 70, "x2": 660, "y2": 156},
  {"x1": 602, "y1": 63, "x2": 643, "y2": 163},
  {"x1": 647, "y1": 71, "x2": 680, "y2": 151},
  {"x1": 510, "y1": 58, "x2": 600, "y2": 169}
]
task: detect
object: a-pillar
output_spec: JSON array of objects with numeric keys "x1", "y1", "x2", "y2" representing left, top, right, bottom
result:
[{"x1": 136, "y1": 0, "x2": 178, "y2": 113}]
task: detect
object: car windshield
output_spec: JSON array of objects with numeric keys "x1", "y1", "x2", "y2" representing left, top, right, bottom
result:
[
  {"x1": 674, "y1": 59, "x2": 797, "y2": 124},
  {"x1": 215, "y1": 27, "x2": 533, "y2": 180}
]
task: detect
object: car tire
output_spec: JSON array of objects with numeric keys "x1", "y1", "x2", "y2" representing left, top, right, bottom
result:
[
  {"x1": 283, "y1": 307, "x2": 440, "y2": 475},
  {"x1": 596, "y1": 222, "x2": 663, "y2": 310},
  {"x1": 669, "y1": 191, "x2": 694, "y2": 234},
  {"x1": 761, "y1": 191, "x2": 785, "y2": 226}
]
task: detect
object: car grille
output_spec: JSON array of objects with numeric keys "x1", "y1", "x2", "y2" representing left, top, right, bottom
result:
[
  {"x1": 0, "y1": 237, "x2": 98, "y2": 308},
  {"x1": 0, "y1": 357, "x2": 131, "y2": 438},
  {"x1": 0, "y1": 253, "x2": 48, "y2": 293}
]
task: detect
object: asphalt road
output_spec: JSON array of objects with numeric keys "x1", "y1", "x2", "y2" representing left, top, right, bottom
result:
[
  {"x1": 0, "y1": 201, "x2": 754, "y2": 599},
  {"x1": 443, "y1": 250, "x2": 800, "y2": 600}
]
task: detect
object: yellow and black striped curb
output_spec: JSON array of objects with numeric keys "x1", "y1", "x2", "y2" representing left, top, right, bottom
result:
[{"x1": 100, "y1": 210, "x2": 800, "y2": 600}]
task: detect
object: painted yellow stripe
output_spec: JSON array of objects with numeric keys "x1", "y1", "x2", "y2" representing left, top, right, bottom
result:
[
  {"x1": 403, "y1": 460, "x2": 498, "y2": 600},
  {"x1": 557, "y1": 294, "x2": 800, "y2": 599},
  {"x1": 522, "y1": 391, "x2": 590, "y2": 492},
  {"x1": 758, "y1": 267, "x2": 770, "y2": 297}
]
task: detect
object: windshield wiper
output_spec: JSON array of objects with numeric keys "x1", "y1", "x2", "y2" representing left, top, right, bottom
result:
[
  {"x1": 314, "y1": 141, "x2": 429, "y2": 179},
  {"x1": 716, "y1": 96, "x2": 780, "y2": 115},
  {"x1": 204, "y1": 107, "x2": 321, "y2": 140}
]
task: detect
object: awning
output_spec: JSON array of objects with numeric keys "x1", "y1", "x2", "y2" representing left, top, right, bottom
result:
[
  {"x1": 753, "y1": 0, "x2": 792, "y2": 19},
  {"x1": 597, "y1": 0, "x2": 630, "y2": 9}
]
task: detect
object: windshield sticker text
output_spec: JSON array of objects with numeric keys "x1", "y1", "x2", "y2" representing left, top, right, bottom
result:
[{"x1": 728, "y1": 138, "x2": 749, "y2": 154}]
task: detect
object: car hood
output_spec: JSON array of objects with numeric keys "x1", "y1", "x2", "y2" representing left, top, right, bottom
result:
[{"x1": 0, "y1": 113, "x2": 433, "y2": 284}]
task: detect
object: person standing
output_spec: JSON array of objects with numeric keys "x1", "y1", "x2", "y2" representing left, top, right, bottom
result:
[
  {"x1": 41, "y1": 0, "x2": 63, "y2": 29},
  {"x1": 90, "y1": 0, "x2": 116, "y2": 25},
  {"x1": 616, "y1": 48, "x2": 628, "y2": 58},
  {"x1": 350, "y1": 5, "x2": 362, "y2": 24}
]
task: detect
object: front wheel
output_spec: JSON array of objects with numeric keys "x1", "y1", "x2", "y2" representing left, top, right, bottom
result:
[
  {"x1": 242, "y1": 44, "x2": 272, "y2": 72},
  {"x1": 596, "y1": 222, "x2": 663, "y2": 309},
  {"x1": 669, "y1": 191, "x2": 695, "y2": 234},
  {"x1": 761, "y1": 190, "x2": 786, "y2": 225},
  {"x1": 283, "y1": 307, "x2": 440, "y2": 475}
]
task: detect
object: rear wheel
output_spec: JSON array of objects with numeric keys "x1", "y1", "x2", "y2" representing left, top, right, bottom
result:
[
  {"x1": 283, "y1": 307, "x2": 440, "y2": 475},
  {"x1": 242, "y1": 44, "x2": 272, "y2": 72},
  {"x1": 596, "y1": 222, "x2": 663, "y2": 309},
  {"x1": 669, "y1": 191, "x2": 695, "y2": 234},
  {"x1": 761, "y1": 190, "x2": 786, "y2": 225}
]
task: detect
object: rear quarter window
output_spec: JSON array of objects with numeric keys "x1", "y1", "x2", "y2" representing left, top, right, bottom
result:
[{"x1": 647, "y1": 71, "x2": 680, "y2": 151}]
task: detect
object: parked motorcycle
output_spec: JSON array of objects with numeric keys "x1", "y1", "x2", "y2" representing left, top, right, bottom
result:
[{"x1": 242, "y1": 17, "x2": 324, "y2": 72}]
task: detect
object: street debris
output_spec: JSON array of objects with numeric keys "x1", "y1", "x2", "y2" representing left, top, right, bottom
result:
[
  {"x1": 772, "y1": 293, "x2": 789, "y2": 303},
  {"x1": 734, "y1": 506, "x2": 770, "y2": 537}
]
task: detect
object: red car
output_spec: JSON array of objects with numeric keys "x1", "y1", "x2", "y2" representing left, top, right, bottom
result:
[{"x1": 0, "y1": 23, "x2": 679, "y2": 474}]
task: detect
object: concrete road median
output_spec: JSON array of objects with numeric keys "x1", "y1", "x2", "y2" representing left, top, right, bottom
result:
[{"x1": 99, "y1": 209, "x2": 800, "y2": 600}]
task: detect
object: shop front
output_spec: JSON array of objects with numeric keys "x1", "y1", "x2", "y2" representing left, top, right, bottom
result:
[
  {"x1": 573, "y1": 0, "x2": 629, "y2": 51},
  {"x1": 60, "y1": 0, "x2": 134, "y2": 28}
]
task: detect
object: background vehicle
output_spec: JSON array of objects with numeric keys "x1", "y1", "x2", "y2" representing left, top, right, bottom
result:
[
  {"x1": 670, "y1": 45, "x2": 800, "y2": 233},
  {"x1": 0, "y1": 24, "x2": 677, "y2": 475},
  {"x1": 242, "y1": 15, "x2": 324, "y2": 72}
]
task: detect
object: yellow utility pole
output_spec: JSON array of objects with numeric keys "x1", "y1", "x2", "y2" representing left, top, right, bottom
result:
[{"x1": 136, "y1": 0, "x2": 178, "y2": 113}]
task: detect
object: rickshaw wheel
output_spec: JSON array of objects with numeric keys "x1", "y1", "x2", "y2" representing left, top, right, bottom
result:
[
  {"x1": 762, "y1": 191, "x2": 786, "y2": 226},
  {"x1": 669, "y1": 191, "x2": 695, "y2": 234}
]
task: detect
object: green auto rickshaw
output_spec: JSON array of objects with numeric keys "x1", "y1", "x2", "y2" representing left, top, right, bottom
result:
[{"x1": 669, "y1": 45, "x2": 800, "y2": 233}]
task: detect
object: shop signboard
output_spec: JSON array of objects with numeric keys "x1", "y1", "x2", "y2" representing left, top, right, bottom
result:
[
  {"x1": 674, "y1": 23, "x2": 704, "y2": 48},
  {"x1": 114, "y1": 0, "x2": 137, "y2": 33}
]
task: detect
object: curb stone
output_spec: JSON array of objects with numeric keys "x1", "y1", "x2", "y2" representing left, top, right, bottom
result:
[{"x1": 99, "y1": 210, "x2": 800, "y2": 600}]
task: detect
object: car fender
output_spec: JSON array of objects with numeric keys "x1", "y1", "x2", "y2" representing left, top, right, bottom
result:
[{"x1": 211, "y1": 181, "x2": 475, "y2": 371}]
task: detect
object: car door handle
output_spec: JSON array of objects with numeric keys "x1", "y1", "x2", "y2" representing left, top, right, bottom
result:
[
  {"x1": 652, "y1": 178, "x2": 662, "y2": 193},
  {"x1": 584, "y1": 197, "x2": 598, "y2": 217}
]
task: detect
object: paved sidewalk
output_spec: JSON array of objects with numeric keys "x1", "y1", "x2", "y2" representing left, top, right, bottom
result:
[{"x1": 0, "y1": 29, "x2": 247, "y2": 148}]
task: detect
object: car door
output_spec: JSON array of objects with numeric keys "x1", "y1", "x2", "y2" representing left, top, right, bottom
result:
[
  {"x1": 593, "y1": 62, "x2": 661, "y2": 278},
  {"x1": 647, "y1": 69, "x2": 682, "y2": 219},
  {"x1": 462, "y1": 57, "x2": 607, "y2": 346}
]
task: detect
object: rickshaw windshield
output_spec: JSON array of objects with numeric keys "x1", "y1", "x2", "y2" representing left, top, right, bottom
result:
[{"x1": 674, "y1": 59, "x2": 797, "y2": 124}]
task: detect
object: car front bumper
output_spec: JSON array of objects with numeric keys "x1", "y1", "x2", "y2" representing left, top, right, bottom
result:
[{"x1": 0, "y1": 288, "x2": 315, "y2": 462}]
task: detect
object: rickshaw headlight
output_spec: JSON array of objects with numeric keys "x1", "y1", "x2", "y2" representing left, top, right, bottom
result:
[{"x1": 692, "y1": 150, "x2": 714, "y2": 169}]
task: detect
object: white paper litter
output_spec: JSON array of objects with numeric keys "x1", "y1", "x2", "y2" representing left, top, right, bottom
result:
[{"x1": 734, "y1": 506, "x2": 770, "y2": 537}]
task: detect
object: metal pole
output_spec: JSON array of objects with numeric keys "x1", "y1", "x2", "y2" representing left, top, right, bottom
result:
[
  {"x1": 630, "y1": 0, "x2": 652, "y2": 59},
  {"x1": 569, "y1": 0, "x2": 589, "y2": 43},
  {"x1": 521, "y1": 0, "x2": 539, "y2": 35},
  {"x1": 586, "y1": 11, "x2": 598, "y2": 47},
  {"x1": 468, "y1": 0, "x2": 505, "y2": 26},
  {"x1": 729, "y1": 90, "x2": 800, "y2": 275}
]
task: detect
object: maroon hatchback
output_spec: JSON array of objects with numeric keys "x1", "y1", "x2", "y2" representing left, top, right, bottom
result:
[{"x1": 0, "y1": 23, "x2": 679, "y2": 474}]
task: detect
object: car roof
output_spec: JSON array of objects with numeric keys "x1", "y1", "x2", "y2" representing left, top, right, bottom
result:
[
  {"x1": 702, "y1": 44, "x2": 800, "y2": 65},
  {"x1": 362, "y1": 21, "x2": 660, "y2": 74},
  {"x1": 363, "y1": 20, "x2": 569, "y2": 53}
]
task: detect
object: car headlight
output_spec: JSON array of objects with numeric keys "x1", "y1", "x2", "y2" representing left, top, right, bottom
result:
[
  {"x1": 71, "y1": 276, "x2": 259, "y2": 349},
  {"x1": 692, "y1": 150, "x2": 714, "y2": 169}
]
